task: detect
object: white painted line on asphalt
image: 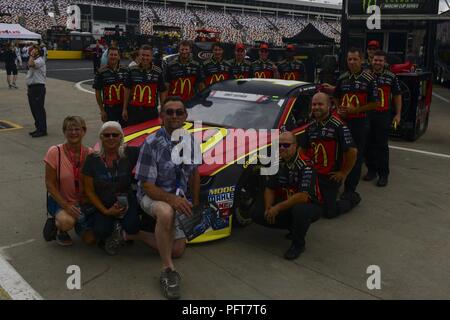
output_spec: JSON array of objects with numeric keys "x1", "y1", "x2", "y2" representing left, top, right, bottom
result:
[
  {"x1": 0, "y1": 239, "x2": 36, "y2": 256},
  {"x1": 0, "y1": 254, "x2": 43, "y2": 300},
  {"x1": 47, "y1": 68, "x2": 92, "y2": 72},
  {"x1": 389, "y1": 145, "x2": 450, "y2": 159},
  {"x1": 75, "y1": 79, "x2": 95, "y2": 95},
  {"x1": 432, "y1": 92, "x2": 450, "y2": 103}
]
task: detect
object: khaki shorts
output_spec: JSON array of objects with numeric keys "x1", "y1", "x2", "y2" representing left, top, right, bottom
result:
[{"x1": 140, "y1": 195, "x2": 186, "y2": 240}]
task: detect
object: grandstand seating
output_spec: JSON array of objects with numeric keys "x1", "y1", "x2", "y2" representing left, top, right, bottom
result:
[{"x1": 0, "y1": 0, "x2": 341, "y2": 45}]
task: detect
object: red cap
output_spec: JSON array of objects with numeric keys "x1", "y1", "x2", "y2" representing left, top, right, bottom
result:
[
  {"x1": 368, "y1": 40, "x2": 380, "y2": 49},
  {"x1": 259, "y1": 43, "x2": 269, "y2": 50},
  {"x1": 286, "y1": 44, "x2": 296, "y2": 51},
  {"x1": 235, "y1": 43, "x2": 245, "y2": 50}
]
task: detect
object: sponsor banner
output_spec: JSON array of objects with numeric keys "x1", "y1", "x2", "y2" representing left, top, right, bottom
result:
[
  {"x1": 210, "y1": 90, "x2": 270, "y2": 103},
  {"x1": 347, "y1": 0, "x2": 439, "y2": 15}
]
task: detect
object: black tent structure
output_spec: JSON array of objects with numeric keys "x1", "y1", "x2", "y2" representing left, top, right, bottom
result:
[{"x1": 282, "y1": 23, "x2": 335, "y2": 45}]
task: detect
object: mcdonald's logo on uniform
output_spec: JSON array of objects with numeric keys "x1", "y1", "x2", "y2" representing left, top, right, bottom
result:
[
  {"x1": 311, "y1": 142, "x2": 328, "y2": 168},
  {"x1": 108, "y1": 83, "x2": 123, "y2": 102},
  {"x1": 378, "y1": 87, "x2": 386, "y2": 110},
  {"x1": 210, "y1": 73, "x2": 225, "y2": 85},
  {"x1": 173, "y1": 77, "x2": 193, "y2": 95},
  {"x1": 283, "y1": 72, "x2": 297, "y2": 80},
  {"x1": 254, "y1": 71, "x2": 267, "y2": 79},
  {"x1": 133, "y1": 84, "x2": 152, "y2": 104},
  {"x1": 341, "y1": 93, "x2": 360, "y2": 108}
]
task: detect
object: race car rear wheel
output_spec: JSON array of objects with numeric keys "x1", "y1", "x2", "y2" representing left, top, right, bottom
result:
[{"x1": 233, "y1": 166, "x2": 265, "y2": 227}]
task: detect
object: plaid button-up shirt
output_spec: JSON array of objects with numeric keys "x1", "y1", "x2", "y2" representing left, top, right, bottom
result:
[{"x1": 135, "y1": 127, "x2": 200, "y2": 202}]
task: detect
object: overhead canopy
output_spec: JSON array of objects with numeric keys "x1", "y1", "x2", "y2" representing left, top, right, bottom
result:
[
  {"x1": 282, "y1": 23, "x2": 334, "y2": 45},
  {"x1": 0, "y1": 23, "x2": 42, "y2": 40}
]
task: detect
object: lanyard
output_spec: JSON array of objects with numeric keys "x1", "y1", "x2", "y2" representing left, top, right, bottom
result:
[
  {"x1": 65, "y1": 145, "x2": 83, "y2": 194},
  {"x1": 101, "y1": 156, "x2": 119, "y2": 184}
]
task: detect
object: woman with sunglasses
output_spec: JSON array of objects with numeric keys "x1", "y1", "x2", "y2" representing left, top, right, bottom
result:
[
  {"x1": 44, "y1": 116, "x2": 94, "y2": 246},
  {"x1": 82, "y1": 121, "x2": 141, "y2": 255}
]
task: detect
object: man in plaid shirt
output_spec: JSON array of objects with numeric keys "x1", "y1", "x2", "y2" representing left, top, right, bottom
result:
[{"x1": 134, "y1": 97, "x2": 200, "y2": 300}]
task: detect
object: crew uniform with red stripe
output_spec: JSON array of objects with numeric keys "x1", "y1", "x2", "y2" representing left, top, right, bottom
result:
[
  {"x1": 202, "y1": 58, "x2": 232, "y2": 87},
  {"x1": 365, "y1": 69, "x2": 401, "y2": 179},
  {"x1": 250, "y1": 152, "x2": 322, "y2": 251},
  {"x1": 300, "y1": 115, "x2": 356, "y2": 218},
  {"x1": 251, "y1": 59, "x2": 278, "y2": 79},
  {"x1": 277, "y1": 59, "x2": 306, "y2": 81},
  {"x1": 227, "y1": 58, "x2": 252, "y2": 79},
  {"x1": 277, "y1": 45, "x2": 306, "y2": 81},
  {"x1": 93, "y1": 65, "x2": 128, "y2": 126},
  {"x1": 165, "y1": 57, "x2": 204, "y2": 102},
  {"x1": 124, "y1": 65, "x2": 167, "y2": 125},
  {"x1": 251, "y1": 43, "x2": 278, "y2": 79},
  {"x1": 333, "y1": 70, "x2": 378, "y2": 194}
]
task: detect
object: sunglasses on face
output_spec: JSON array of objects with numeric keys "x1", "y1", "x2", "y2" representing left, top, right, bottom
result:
[
  {"x1": 102, "y1": 133, "x2": 120, "y2": 138},
  {"x1": 279, "y1": 143, "x2": 293, "y2": 149},
  {"x1": 165, "y1": 109, "x2": 185, "y2": 116}
]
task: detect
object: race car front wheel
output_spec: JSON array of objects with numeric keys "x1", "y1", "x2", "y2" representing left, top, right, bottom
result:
[{"x1": 233, "y1": 166, "x2": 265, "y2": 227}]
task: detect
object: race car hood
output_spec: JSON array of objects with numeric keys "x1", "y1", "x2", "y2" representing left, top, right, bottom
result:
[{"x1": 123, "y1": 119, "x2": 276, "y2": 176}]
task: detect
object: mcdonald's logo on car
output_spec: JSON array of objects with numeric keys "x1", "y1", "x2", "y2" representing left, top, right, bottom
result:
[
  {"x1": 341, "y1": 93, "x2": 360, "y2": 108},
  {"x1": 172, "y1": 78, "x2": 193, "y2": 95},
  {"x1": 133, "y1": 84, "x2": 152, "y2": 104},
  {"x1": 108, "y1": 83, "x2": 123, "y2": 102},
  {"x1": 311, "y1": 142, "x2": 328, "y2": 168}
]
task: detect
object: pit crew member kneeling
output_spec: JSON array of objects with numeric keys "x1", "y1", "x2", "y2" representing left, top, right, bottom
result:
[
  {"x1": 250, "y1": 131, "x2": 322, "y2": 260},
  {"x1": 300, "y1": 92, "x2": 357, "y2": 219}
]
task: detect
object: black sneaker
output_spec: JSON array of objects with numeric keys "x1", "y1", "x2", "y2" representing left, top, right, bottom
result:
[
  {"x1": 284, "y1": 243, "x2": 305, "y2": 260},
  {"x1": 31, "y1": 131, "x2": 47, "y2": 138},
  {"x1": 346, "y1": 191, "x2": 362, "y2": 206},
  {"x1": 160, "y1": 268, "x2": 181, "y2": 300},
  {"x1": 340, "y1": 191, "x2": 361, "y2": 207},
  {"x1": 377, "y1": 176, "x2": 388, "y2": 187},
  {"x1": 43, "y1": 217, "x2": 57, "y2": 241},
  {"x1": 363, "y1": 171, "x2": 377, "y2": 181}
]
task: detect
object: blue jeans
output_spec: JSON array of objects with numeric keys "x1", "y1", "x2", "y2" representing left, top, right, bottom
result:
[{"x1": 93, "y1": 194, "x2": 140, "y2": 241}]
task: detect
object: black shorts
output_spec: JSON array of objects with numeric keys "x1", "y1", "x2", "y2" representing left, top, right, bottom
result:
[{"x1": 6, "y1": 64, "x2": 18, "y2": 75}]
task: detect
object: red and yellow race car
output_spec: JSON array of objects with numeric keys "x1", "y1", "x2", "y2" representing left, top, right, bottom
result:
[{"x1": 124, "y1": 79, "x2": 317, "y2": 243}]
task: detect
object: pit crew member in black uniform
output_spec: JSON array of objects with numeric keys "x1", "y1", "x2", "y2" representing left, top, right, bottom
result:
[
  {"x1": 165, "y1": 40, "x2": 204, "y2": 102},
  {"x1": 333, "y1": 47, "x2": 379, "y2": 205},
  {"x1": 227, "y1": 43, "x2": 252, "y2": 79},
  {"x1": 300, "y1": 92, "x2": 357, "y2": 218},
  {"x1": 93, "y1": 47, "x2": 127, "y2": 126},
  {"x1": 122, "y1": 45, "x2": 168, "y2": 126},
  {"x1": 251, "y1": 131, "x2": 321, "y2": 260},
  {"x1": 202, "y1": 42, "x2": 232, "y2": 88},
  {"x1": 277, "y1": 44, "x2": 306, "y2": 81},
  {"x1": 364, "y1": 51, "x2": 402, "y2": 187},
  {"x1": 251, "y1": 43, "x2": 279, "y2": 79}
]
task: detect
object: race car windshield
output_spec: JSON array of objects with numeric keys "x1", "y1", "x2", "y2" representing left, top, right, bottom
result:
[{"x1": 187, "y1": 92, "x2": 281, "y2": 129}]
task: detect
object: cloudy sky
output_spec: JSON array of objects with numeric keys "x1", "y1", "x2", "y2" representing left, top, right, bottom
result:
[{"x1": 294, "y1": 0, "x2": 449, "y2": 13}]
